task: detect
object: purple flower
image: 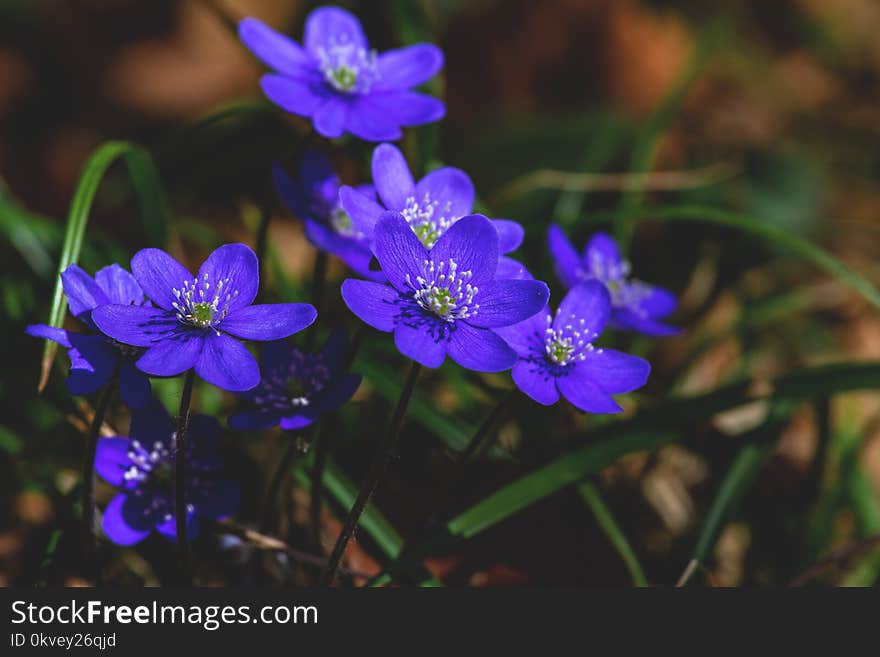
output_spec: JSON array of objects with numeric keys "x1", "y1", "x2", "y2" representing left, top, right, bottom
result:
[
  {"x1": 340, "y1": 144, "x2": 527, "y2": 280},
  {"x1": 341, "y1": 212, "x2": 549, "y2": 371},
  {"x1": 273, "y1": 150, "x2": 380, "y2": 280},
  {"x1": 239, "y1": 7, "x2": 445, "y2": 141},
  {"x1": 95, "y1": 399, "x2": 238, "y2": 545},
  {"x1": 229, "y1": 330, "x2": 361, "y2": 431},
  {"x1": 91, "y1": 244, "x2": 317, "y2": 392},
  {"x1": 26, "y1": 264, "x2": 151, "y2": 408},
  {"x1": 548, "y1": 225, "x2": 679, "y2": 336},
  {"x1": 495, "y1": 281, "x2": 650, "y2": 413}
]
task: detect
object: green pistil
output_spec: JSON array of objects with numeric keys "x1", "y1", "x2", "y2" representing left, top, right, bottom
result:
[
  {"x1": 286, "y1": 377, "x2": 307, "y2": 398},
  {"x1": 190, "y1": 302, "x2": 215, "y2": 327},
  {"x1": 415, "y1": 222, "x2": 440, "y2": 247},
  {"x1": 329, "y1": 66, "x2": 357, "y2": 92},
  {"x1": 152, "y1": 462, "x2": 173, "y2": 489},
  {"x1": 331, "y1": 208, "x2": 354, "y2": 235},
  {"x1": 431, "y1": 289, "x2": 454, "y2": 317},
  {"x1": 549, "y1": 340, "x2": 574, "y2": 365}
]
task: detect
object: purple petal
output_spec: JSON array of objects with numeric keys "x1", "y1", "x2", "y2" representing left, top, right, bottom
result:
[
  {"x1": 341, "y1": 279, "x2": 400, "y2": 332},
  {"x1": 92, "y1": 305, "x2": 177, "y2": 347},
  {"x1": 197, "y1": 243, "x2": 260, "y2": 313},
  {"x1": 313, "y1": 97, "x2": 349, "y2": 139},
  {"x1": 578, "y1": 348, "x2": 650, "y2": 395},
  {"x1": 345, "y1": 100, "x2": 405, "y2": 142},
  {"x1": 239, "y1": 17, "x2": 311, "y2": 76},
  {"x1": 195, "y1": 333, "x2": 260, "y2": 392},
  {"x1": 446, "y1": 324, "x2": 516, "y2": 372},
  {"x1": 414, "y1": 167, "x2": 474, "y2": 220},
  {"x1": 372, "y1": 143, "x2": 415, "y2": 210},
  {"x1": 135, "y1": 332, "x2": 203, "y2": 377},
  {"x1": 131, "y1": 248, "x2": 193, "y2": 311},
  {"x1": 280, "y1": 415, "x2": 317, "y2": 431},
  {"x1": 466, "y1": 279, "x2": 549, "y2": 328},
  {"x1": 429, "y1": 214, "x2": 498, "y2": 285},
  {"x1": 554, "y1": 281, "x2": 611, "y2": 337},
  {"x1": 61, "y1": 264, "x2": 108, "y2": 318},
  {"x1": 25, "y1": 324, "x2": 72, "y2": 348},
  {"x1": 363, "y1": 91, "x2": 445, "y2": 127},
  {"x1": 512, "y1": 360, "x2": 559, "y2": 405},
  {"x1": 314, "y1": 372, "x2": 362, "y2": 413},
  {"x1": 610, "y1": 308, "x2": 681, "y2": 337},
  {"x1": 584, "y1": 231, "x2": 623, "y2": 279},
  {"x1": 373, "y1": 211, "x2": 429, "y2": 291},
  {"x1": 229, "y1": 409, "x2": 281, "y2": 431},
  {"x1": 304, "y1": 219, "x2": 379, "y2": 279},
  {"x1": 496, "y1": 256, "x2": 533, "y2": 280},
  {"x1": 95, "y1": 264, "x2": 144, "y2": 306},
  {"x1": 320, "y1": 328, "x2": 350, "y2": 372},
  {"x1": 493, "y1": 308, "x2": 549, "y2": 358},
  {"x1": 393, "y1": 321, "x2": 447, "y2": 368},
  {"x1": 493, "y1": 219, "x2": 525, "y2": 254},
  {"x1": 66, "y1": 334, "x2": 116, "y2": 395},
  {"x1": 94, "y1": 437, "x2": 132, "y2": 487},
  {"x1": 118, "y1": 362, "x2": 152, "y2": 409},
  {"x1": 155, "y1": 513, "x2": 199, "y2": 543},
  {"x1": 375, "y1": 44, "x2": 444, "y2": 91},
  {"x1": 101, "y1": 494, "x2": 151, "y2": 546},
  {"x1": 304, "y1": 6, "x2": 367, "y2": 56},
  {"x1": 260, "y1": 73, "x2": 326, "y2": 118},
  {"x1": 340, "y1": 185, "x2": 386, "y2": 236},
  {"x1": 632, "y1": 283, "x2": 678, "y2": 318},
  {"x1": 557, "y1": 367, "x2": 624, "y2": 414},
  {"x1": 129, "y1": 398, "x2": 175, "y2": 444},
  {"x1": 272, "y1": 163, "x2": 309, "y2": 219},
  {"x1": 547, "y1": 224, "x2": 582, "y2": 289},
  {"x1": 221, "y1": 303, "x2": 316, "y2": 341}
]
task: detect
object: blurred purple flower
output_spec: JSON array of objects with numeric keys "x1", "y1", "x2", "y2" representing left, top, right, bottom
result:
[
  {"x1": 495, "y1": 281, "x2": 650, "y2": 413},
  {"x1": 229, "y1": 330, "x2": 361, "y2": 431},
  {"x1": 548, "y1": 225, "x2": 679, "y2": 336},
  {"x1": 239, "y1": 7, "x2": 445, "y2": 141},
  {"x1": 340, "y1": 144, "x2": 527, "y2": 278},
  {"x1": 95, "y1": 399, "x2": 238, "y2": 545},
  {"x1": 92, "y1": 244, "x2": 317, "y2": 392},
  {"x1": 272, "y1": 150, "x2": 380, "y2": 280},
  {"x1": 341, "y1": 212, "x2": 548, "y2": 371},
  {"x1": 26, "y1": 264, "x2": 151, "y2": 408}
]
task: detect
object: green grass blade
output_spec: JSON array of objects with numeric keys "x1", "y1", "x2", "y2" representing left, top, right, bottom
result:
[{"x1": 578, "y1": 480, "x2": 649, "y2": 587}]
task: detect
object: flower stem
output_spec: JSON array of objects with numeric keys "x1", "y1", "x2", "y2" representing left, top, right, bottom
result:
[
  {"x1": 457, "y1": 389, "x2": 516, "y2": 463},
  {"x1": 321, "y1": 362, "x2": 421, "y2": 585},
  {"x1": 305, "y1": 250, "x2": 328, "y2": 351},
  {"x1": 174, "y1": 369, "x2": 196, "y2": 582},
  {"x1": 259, "y1": 430, "x2": 311, "y2": 534},
  {"x1": 310, "y1": 420, "x2": 332, "y2": 550},
  {"x1": 82, "y1": 378, "x2": 116, "y2": 575}
]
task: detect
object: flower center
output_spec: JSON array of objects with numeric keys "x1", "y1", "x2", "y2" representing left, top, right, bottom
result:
[
  {"x1": 402, "y1": 193, "x2": 457, "y2": 247},
  {"x1": 317, "y1": 39, "x2": 378, "y2": 94},
  {"x1": 543, "y1": 311, "x2": 597, "y2": 366},
  {"x1": 407, "y1": 258, "x2": 479, "y2": 323},
  {"x1": 330, "y1": 206, "x2": 360, "y2": 238},
  {"x1": 172, "y1": 274, "x2": 238, "y2": 332},
  {"x1": 253, "y1": 350, "x2": 333, "y2": 412},
  {"x1": 123, "y1": 438, "x2": 171, "y2": 487}
]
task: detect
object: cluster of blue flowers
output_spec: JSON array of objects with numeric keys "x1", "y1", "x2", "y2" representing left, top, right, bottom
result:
[{"x1": 28, "y1": 6, "x2": 679, "y2": 552}]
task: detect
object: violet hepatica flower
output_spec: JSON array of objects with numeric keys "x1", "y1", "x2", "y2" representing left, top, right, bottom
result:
[
  {"x1": 91, "y1": 244, "x2": 317, "y2": 392},
  {"x1": 26, "y1": 264, "x2": 151, "y2": 408},
  {"x1": 548, "y1": 225, "x2": 679, "y2": 336},
  {"x1": 273, "y1": 150, "x2": 380, "y2": 280},
  {"x1": 340, "y1": 143, "x2": 527, "y2": 278},
  {"x1": 96, "y1": 399, "x2": 238, "y2": 545},
  {"x1": 239, "y1": 7, "x2": 444, "y2": 141},
  {"x1": 341, "y1": 212, "x2": 549, "y2": 371},
  {"x1": 229, "y1": 330, "x2": 361, "y2": 431},
  {"x1": 495, "y1": 281, "x2": 650, "y2": 413}
]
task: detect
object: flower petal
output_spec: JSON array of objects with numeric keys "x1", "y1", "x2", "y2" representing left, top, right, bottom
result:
[
  {"x1": 339, "y1": 184, "x2": 386, "y2": 236},
  {"x1": 195, "y1": 333, "x2": 260, "y2": 392},
  {"x1": 320, "y1": 328, "x2": 351, "y2": 373},
  {"x1": 493, "y1": 308, "x2": 549, "y2": 358},
  {"x1": 556, "y1": 367, "x2": 624, "y2": 414},
  {"x1": 304, "y1": 6, "x2": 367, "y2": 55},
  {"x1": 631, "y1": 283, "x2": 678, "y2": 318},
  {"x1": 547, "y1": 224, "x2": 582, "y2": 289},
  {"x1": 583, "y1": 231, "x2": 623, "y2": 279},
  {"x1": 280, "y1": 415, "x2": 317, "y2": 431},
  {"x1": 197, "y1": 243, "x2": 260, "y2": 312},
  {"x1": 135, "y1": 332, "x2": 203, "y2": 377},
  {"x1": 92, "y1": 305, "x2": 177, "y2": 347},
  {"x1": 118, "y1": 362, "x2": 152, "y2": 409},
  {"x1": 493, "y1": 219, "x2": 525, "y2": 254},
  {"x1": 25, "y1": 324, "x2": 72, "y2": 348},
  {"x1": 61, "y1": 264, "x2": 108, "y2": 318},
  {"x1": 364, "y1": 90, "x2": 445, "y2": 127},
  {"x1": 512, "y1": 359, "x2": 559, "y2": 405},
  {"x1": 610, "y1": 308, "x2": 681, "y2": 337},
  {"x1": 554, "y1": 281, "x2": 611, "y2": 337},
  {"x1": 314, "y1": 373, "x2": 362, "y2": 413},
  {"x1": 578, "y1": 348, "x2": 650, "y2": 395},
  {"x1": 373, "y1": 211, "x2": 429, "y2": 291},
  {"x1": 393, "y1": 321, "x2": 447, "y2": 368},
  {"x1": 260, "y1": 73, "x2": 326, "y2": 118},
  {"x1": 155, "y1": 512, "x2": 199, "y2": 543},
  {"x1": 371, "y1": 143, "x2": 415, "y2": 210},
  {"x1": 272, "y1": 162, "x2": 309, "y2": 219},
  {"x1": 495, "y1": 256, "x2": 533, "y2": 280},
  {"x1": 313, "y1": 97, "x2": 349, "y2": 139},
  {"x1": 129, "y1": 398, "x2": 174, "y2": 446},
  {"x1": 346, "y1": 99, "x2": 405, "y2": 142},
  {"x1": 221, "y1": 303, "x2": 316, "y2": 342},
  {"x1": 228, "y1": 409, "x2": 282, "y2": 431},
  {"x1": 131, "y1": 248, "x2": 193, "y2": 311},
  {"x1": 66, "y1": 334, "x2": 116, "y2": 395},
  {"x1": 446, "y1": 324, "x2": 516, "y2": 372},
  {"x1": 341, "y1": 279, "x2": 400, "y2": 332},
  {"x1": 101, "y1": 494, "x2": 151, "y2": 546},
  {"x1": 94, "y1": 437, "x2": 133, "y2": 487},
  {"x1": 429, "y1": 214, "x2": 498, "y2": 285},
  {"x1": 466, "y1": 279, "x2": 549, "y2": 328},
  {"x1": 95, "y1": 264, "x2": 144, "y2": 306},
  {"x1": 239, "y1": 17, "x2": 311, "y2": 76},
  {"x1": 414, "y1": 167, "x2": 474, "y2": 220},
  {"x1": 375, "y1": 44, "x2": 444, "y2": 90}
]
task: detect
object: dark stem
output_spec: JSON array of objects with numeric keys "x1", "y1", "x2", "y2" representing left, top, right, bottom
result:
[
  {"x1": 259, "y1": 431, "x2": 310, "y2": 534},
  {"x1": 305, "y1": 251, "x2": 328, "y2": 351},
  {"x1": 310, "y1": 421, "x2": 332, "y2": 551},
  {"x1": 82, "y1": 378, "x2": 116, "y2": 577},
  {"x1": 321, "y1": 362, "x2": 422, "y2": 585},
  {"x1": 174, "y1": 369, "x2": 197, "y2": 583},
  {"x1": 457, "y1": 389, "x2": 516, "y2": 464}
]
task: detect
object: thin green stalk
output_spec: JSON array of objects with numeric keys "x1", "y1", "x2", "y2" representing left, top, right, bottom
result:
[
  {"x1": 457, "y1": 389, "x2": 516, "y2": 463},
  {"x1": 82, "y1": 377, "x2": 116, "y2": 576},
  {"x1": 174, "y1": 370, "x2": 196, "y2": 582}
]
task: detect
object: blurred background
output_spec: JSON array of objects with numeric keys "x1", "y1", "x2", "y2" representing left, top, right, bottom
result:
[{"x1": 2, "y1": 0, "x2": 880, "y2": 587}]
